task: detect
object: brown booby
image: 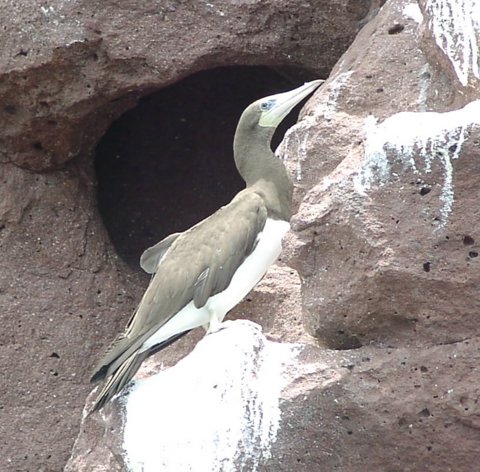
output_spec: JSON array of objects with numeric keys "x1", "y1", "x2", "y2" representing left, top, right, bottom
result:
[{"x1": 90, "y1": 79, "x2": 322, "y2": 412}]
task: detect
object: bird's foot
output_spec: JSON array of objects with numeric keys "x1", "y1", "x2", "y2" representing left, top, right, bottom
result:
[
  {"x1": 206, "y1": 319, "x2": 260, "y2": 334},
  {"x1": 206, "y1": 319, "x2": 235, "y2": 334}
]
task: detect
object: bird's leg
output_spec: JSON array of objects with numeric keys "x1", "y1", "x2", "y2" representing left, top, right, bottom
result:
[
  {"x1": 207, "y1": 319, "x2": 255, "y2": 335},
  {"x1": 205, "y1": 307, "x2": 239, "y2": 334},
  {"x1": 205, "y1": 309, "x2": 223, "y2": 334},
  {"x1": 215, "y1": 320, "x2": 237, "y2": 331}
]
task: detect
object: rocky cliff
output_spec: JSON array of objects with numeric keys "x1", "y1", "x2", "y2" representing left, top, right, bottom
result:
[{"x1": 1, "y1": 1, "x2": 479, "y2": 471}]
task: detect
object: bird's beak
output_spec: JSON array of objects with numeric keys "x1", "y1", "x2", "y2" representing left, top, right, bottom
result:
[{"x1": 258, "y1": 79, "x2": 323, "y2": 128}]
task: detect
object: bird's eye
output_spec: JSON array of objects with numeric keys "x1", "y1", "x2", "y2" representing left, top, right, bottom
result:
[{"x1": 260, "y1": 100, "x2": 274, "y2": 111}]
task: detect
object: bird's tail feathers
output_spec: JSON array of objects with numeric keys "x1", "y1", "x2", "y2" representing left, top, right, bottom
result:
[
  {"x1": 89, "y1": 329, "x2": 192, "y2": 413},
  {"x1": 90, "y1": 330, "x2": 153, "y2": 384},
  {"x1": 89, "y1": 350, "x2": 149, "y2": 414}
]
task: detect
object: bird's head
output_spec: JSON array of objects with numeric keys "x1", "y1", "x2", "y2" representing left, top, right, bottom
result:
[
  {"x1": 238, "y1": 79, "x2": 323, "y2": 132},
  {"x1": 233, "y1": 78, "x2": 323, "y2": 197}
]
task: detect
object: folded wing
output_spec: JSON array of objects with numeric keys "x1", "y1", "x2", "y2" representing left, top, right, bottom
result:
[{"x1": 90, "y1": 189, "x2": 267, "y2": 386}]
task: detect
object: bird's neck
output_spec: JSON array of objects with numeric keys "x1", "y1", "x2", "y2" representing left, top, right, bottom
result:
[{"x1": 233, "y1": 125, "x2": 293, "y2": 221}]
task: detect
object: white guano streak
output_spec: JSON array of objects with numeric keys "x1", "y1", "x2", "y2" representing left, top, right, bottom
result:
[
  {"x1": 403, "y1": 3, "x2": 424, "y2": 24},
  {"x1": 416, "y1": 63, "x2": 431, "y2": 112},
  {"x1": 281, "y1": 72, "x2": 351, "y2": 181},
  {"x1": 281, "y1": 116, "x2": 316, "y2": 182},
  {"x1": 427, "y1": 0, "x2": 480, "y2": 86},
  {"x1": 123, "y1": 322, "x2": 301, "y2": 472},
  {"x1": 354, "y1": 100, "x2": 480, "y2": 226}
]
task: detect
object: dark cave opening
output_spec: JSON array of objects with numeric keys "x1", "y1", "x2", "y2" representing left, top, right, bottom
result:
[{"x1": 94, "y1": 65, "x2": 318, "y2": 268}]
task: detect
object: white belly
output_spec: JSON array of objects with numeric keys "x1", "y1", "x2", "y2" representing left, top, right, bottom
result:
[
  {"x1": 206, "y1": 218, "x2": 290, "y2": 315},
  {"x1": 141, "y1": 218, "x2": 290, "y2": 351}
]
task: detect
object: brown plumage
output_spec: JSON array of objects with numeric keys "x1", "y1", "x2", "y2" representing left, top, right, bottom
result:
[{"x1": 89, "y1": 80, "x2": 322, "y2": 412}]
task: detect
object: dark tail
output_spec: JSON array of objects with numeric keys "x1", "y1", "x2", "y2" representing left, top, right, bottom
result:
[
  {"x1": 89, "y1": 350, "x2": 149, "y2": 413},
  {"x1": 89, "y1": 330, "x2": 192, "y2": 413}
]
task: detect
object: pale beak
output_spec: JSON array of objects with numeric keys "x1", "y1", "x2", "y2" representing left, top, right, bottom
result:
[{"x1": 258, "y1": 79, "x2": 323, "y2": 128}]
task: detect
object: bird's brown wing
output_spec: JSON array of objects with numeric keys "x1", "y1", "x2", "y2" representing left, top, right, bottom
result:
[
  {"x1": 140, "y1": 232, "x2": 181, "y2": 274},
  {"x1": 90, "y1": 189, "x2": 267, "y2": 383}
]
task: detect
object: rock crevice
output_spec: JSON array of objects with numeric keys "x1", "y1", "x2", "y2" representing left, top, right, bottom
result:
[{"x1": 1, "y1": 0, "x2": 479, "y2": 471}]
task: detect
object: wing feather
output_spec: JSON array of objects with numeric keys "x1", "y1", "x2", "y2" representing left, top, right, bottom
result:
[
  {"x1": 91, "y1": 189, "x2": 268, "y2": 383},
  {"x1": 140, "y1": 232, "x2": 181, "y2": 274}
]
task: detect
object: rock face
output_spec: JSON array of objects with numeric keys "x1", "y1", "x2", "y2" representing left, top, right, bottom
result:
[
  {"x1": 0, "y1": 1, "x2": 372, "y2": 471},
  {"x1": 282, "y1": 0, "x2": 480, "y2": 354},
  {"x1": 66, "y1": 321, "x2": 338, "y2": 472},
  {"x1": 1, "y1": 0, "x2": 480, "y2": 471},
  {"x1": 1, "y1": 0, "x2": 370, "y2": 171},
  {"x1": 277, "y1": 0, "x2": 480, "y2": 469}
]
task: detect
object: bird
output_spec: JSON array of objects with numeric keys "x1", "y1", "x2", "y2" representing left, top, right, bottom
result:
[{"x1": 89, "y1": 79, "x2": 322, "y2": 412}]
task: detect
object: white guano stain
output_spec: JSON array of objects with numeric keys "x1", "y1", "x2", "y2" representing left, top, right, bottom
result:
[
  {"x1": 403, "y1": 3, "x2": 424, "y2": 24},
  {"x1": 354, "y1": 100, "x2": 480, "y2": 226},
  {"x1": 281, "y1": 115, "x2": 317, "y2": 181},
  {"x1": 123, "y1": 321, "x2": 301, "y2": 472},
  {"x1": 426, "y1": 0, "x2": 480, "y2": 86},
  {"x1": 416, "y1": 63, "x2": 431, "y2": 111},
  {"x1": 318, "y1": 71, "x2": 353, "y2": 121},
  {"x1": 281, "y1": 74, "x2": 350, "y2": 181}
]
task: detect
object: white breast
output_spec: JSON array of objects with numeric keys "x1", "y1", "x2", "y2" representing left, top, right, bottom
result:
[
  {"x1": 207, "y1": 218, "x2": 290, "y2": 316},
  {"x1": 141, "y1": 218, "x2": 290, "y2": 352}
]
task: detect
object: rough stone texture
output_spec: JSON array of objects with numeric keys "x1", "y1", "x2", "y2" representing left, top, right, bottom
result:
[
  {"x1": 281, "y1": 0, "x2": 480, "y2": 350},
  {"x1": 270, "y1": 338, "x2": 480, "y2": 472},
  {"x1": 0, "y1": 1, "x2": 375, "y2": 471},
  {"x1": 69, "y1": 0, "x2": 480, "y2": 469},
  {"x1": 3, "y1": 0, "x2": 480, "y2": 470},
  {"x1": 67, "y1": 322, "x2": 329, "y2": 472},
  {"x1": 275, "y1": 0, "x2": 480, "y2": 469},
  {"x1": 1, "y1": 0, "x2": 371, "y2": 172}
]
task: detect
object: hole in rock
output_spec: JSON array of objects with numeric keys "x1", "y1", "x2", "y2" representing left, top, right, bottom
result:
[
  {"x1": 418, "y1": 408, "x2": 430, "y2": 417},
  {"x1": 95, "y1": 66, "x2": 318, "y2": 267},
  {"x1": 4, "y1": 105, "x2": 16, "y2": 115},
  {"x1": 323, "y1": 328, "x2": 363, "y2": 351},
  {"x1": 388, "y1": 24, "x2": 405, "y2": 35}
]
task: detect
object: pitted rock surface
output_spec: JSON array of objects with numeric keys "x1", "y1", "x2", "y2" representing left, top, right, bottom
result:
[{"x1": 2, "y1": 0, "x2": 480, "y2": 471}]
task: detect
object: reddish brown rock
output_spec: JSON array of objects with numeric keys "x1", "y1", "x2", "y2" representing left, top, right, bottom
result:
[
  {"x1": 70, "y1": 0, "x2": 480, "y2": 468},
  {"x1": 282, "y1": 0, "x2": 480, "y2": 351},
  {"x1": 0, "y1": 1, "x2": 375, "y2": 471},
  {"x1": 276, "y1": 0, "x2": 480, "y2": 469},
  {"x1": 66, "y1": 322, "x2": 340, "y2": 472},
  {"x1": 3, "y1": 0, "x2": 480, "y2": 470},
  {"x1": 269, "y1": 338, "x2": 480, "y2": 472},
  {"x1": 1, "y1": 0, "x2": 370, "y2": 171}
]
